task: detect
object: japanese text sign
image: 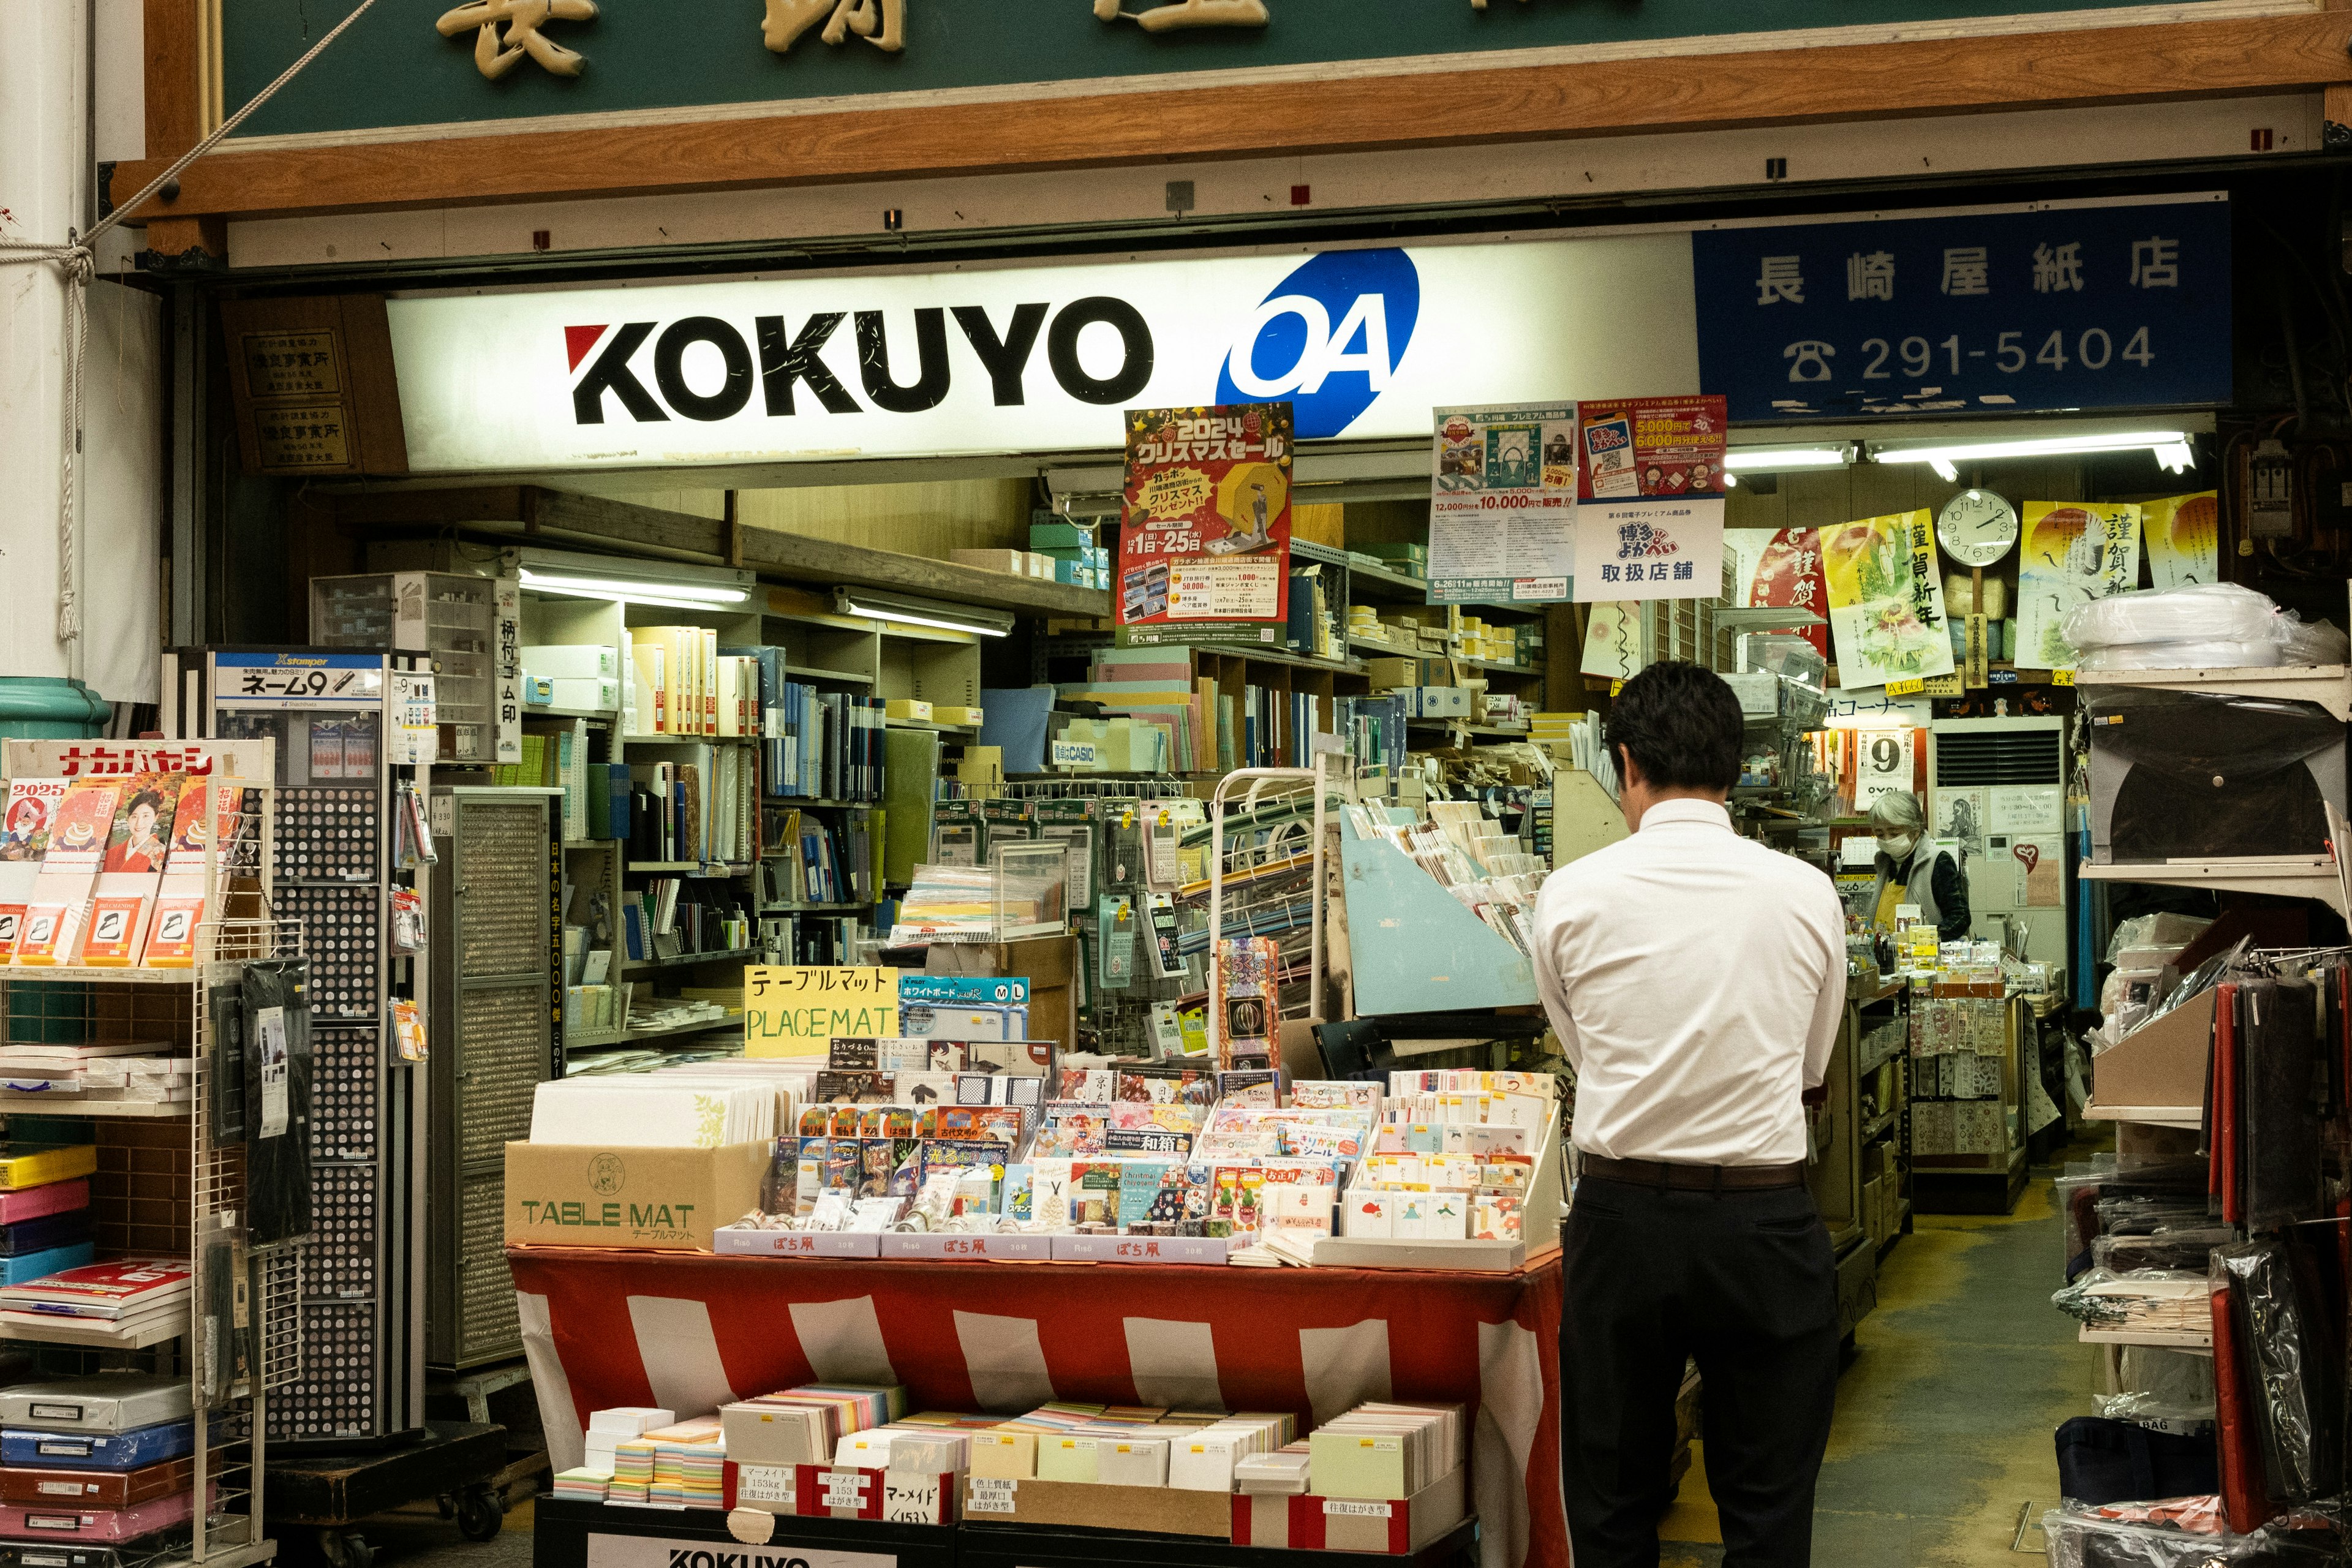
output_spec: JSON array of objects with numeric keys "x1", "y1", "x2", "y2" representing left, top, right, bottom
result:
[
  {"x1": 1115, "y1": 403, "x2": 1293, "y2": 649},
  {"x1": 745, "y1": 965, "x2": 899, "y2": 1059},
  {"x1": 1692, "y1": 194, "x2": 2231, "y2": 421},
  {"x1": 1569, "y1": 395, "x2": 1727, "y2": 604},
  {"x1": 1427, "y1": 403, "x2": 1578, "y2": 605}
]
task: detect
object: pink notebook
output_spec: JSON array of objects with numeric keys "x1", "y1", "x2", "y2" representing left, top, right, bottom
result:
[
  {"x1": 0, "y1": 1481, "x2": 211, "y2": 1541},
  {"x1": 0, "y1": 1182, "x2": 86, "y2": 1226}
]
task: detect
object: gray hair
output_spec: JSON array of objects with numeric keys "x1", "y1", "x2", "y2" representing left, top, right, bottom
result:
[{"x1": 1868, "y1": 792, "x2": 1925, "y2": 832}]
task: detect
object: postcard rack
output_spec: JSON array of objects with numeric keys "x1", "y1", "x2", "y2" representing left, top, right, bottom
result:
[{"x1": 1204, "y1": 763, "x2": 1330, "y2": 1056}]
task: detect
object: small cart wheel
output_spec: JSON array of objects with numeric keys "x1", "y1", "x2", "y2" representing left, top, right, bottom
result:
[
  {"x1": 319, "y1": 1530, "x2": 375, "y2": 1568},
  {"x1": 458, "y1": 1486, "x2": 506, "y2": 1542},
  {"x1": 347, "y1": 1533, "x2": 376, "y2": 1568}
]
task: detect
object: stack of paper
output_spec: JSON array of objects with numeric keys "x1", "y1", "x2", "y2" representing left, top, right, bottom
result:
[
  {"x1": 1233, "y1": 1444, "x2": 1314, "y2": 1495},
  {"x1": 582, "y1": 1406, "x2": 673, "y2": 1479},
  {"x1": 529, "y1": 1079, "x2": 775, "y2": 1148},
  {"x1": 1305, "y1": 1402, "x2": 1464, "y2": 1500},
  {"x1": 551, "y1": 1467, "x2": 609, "y2": 1501},
  {"x1": 646, "y1": 1419, "x2": 726, "y2": 1506},
  {"x1": 721, "y1": 1383, "x2": 903, "y2": 1468},
  {"x1": 0, "y1": 1258, "x2": 191, "y2": 1343}
]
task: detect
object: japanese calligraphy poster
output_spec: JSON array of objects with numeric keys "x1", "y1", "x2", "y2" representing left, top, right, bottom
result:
[
  {"x1": 1580, "y1": 602, "x2": 1644, "y2": 679},
  {"x1": 1735, "y1": 527, "x2": 1832, "y2": 658},
  {"x1": 1569, "y1": 395, "x2": 1728, "y2": 603},
  {"x1": 744, "y1": 965, "x2": 899, "y2": 1059},
  {"x1": 1820, "y1": 510, "x2": 1956, "y2": 688},
  {"x1": 2016, "y1": 502, "x2": 2141, "y2": 671},
  {"x1": 1427, "y1": 403, "x2": 1578, "y2": 604},
  {"x1": 2142, "y1": 491, "x2": 2218, "y2": 590},
  {"x1": 1115, "y1": 404, "x2": 1292, "y2": 649}
]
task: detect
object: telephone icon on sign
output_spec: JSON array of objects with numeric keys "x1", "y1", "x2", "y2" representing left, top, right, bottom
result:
[{"x1": 1785, "y1": 341, "x2": 1836, "y2": 382}]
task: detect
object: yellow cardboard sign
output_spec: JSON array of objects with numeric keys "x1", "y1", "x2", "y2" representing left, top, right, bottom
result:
[
  {"x1": 1883, "y1": 677, "x2": 1925, "y2": 697},
  {"x1": 744, "y1": 966, "x2": 899, "y2": 1058},
  {"x1": 2052, "y1": 669, "x2": 2075, "y2": 687}
]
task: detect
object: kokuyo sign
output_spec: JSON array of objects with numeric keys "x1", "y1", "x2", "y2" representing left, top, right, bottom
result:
[{"x1": 385, "y1": 234, "x2": 1699, "y2": 470}]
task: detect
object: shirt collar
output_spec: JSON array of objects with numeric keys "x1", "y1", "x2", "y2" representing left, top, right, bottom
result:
[{"x1": 1637, "y1": 797, "x2": 1734, "y2": 833}]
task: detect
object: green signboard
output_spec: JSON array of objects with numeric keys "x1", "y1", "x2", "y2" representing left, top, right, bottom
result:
[{"x1": 224, "y1": 0, "x2": 2215, "y2": 142}]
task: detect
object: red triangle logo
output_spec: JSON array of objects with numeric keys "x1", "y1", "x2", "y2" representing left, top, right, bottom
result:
[{"x1": 564, "y1": 325, "x2": 608, "y2": 373}]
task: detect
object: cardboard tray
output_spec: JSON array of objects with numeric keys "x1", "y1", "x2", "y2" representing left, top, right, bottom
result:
[
  {"x1": 962, "y1": 1474, "x2": 1231, "y2": 1539},
  {"x1": 2087, "y1": 989, "x2": 2215, "y2": 1120},
  {"x1": 1229, "y1": 1468, "x2": 1468, "y2": 1555}
]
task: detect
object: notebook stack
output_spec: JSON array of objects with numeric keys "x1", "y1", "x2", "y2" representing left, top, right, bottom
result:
[
  {"x1": 1302, "y1": 1401, "x2": 1464, "y2": 1499},
  {"x1": 0, "y1": 1373, "x2": 211, "y2": 1547},
  {"x1": 0, "y1": 1045, "x2": 190, "y2": 1115},
  {"x1": 0, "y1": 1162, "x2": 94, "y2": 1289},
  {"x1": 0, "y1": 1260, "x2": 191, "y2": 1347}
]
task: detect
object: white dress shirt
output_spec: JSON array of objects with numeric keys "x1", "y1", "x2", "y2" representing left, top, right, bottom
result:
[{"x1": 1531, "y1": 797, "x2": 1847, "y2": 1166}]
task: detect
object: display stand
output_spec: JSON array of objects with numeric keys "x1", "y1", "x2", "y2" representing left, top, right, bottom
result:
[
  {"x1": 1910, "y1": 994, "x2": 2029, "y2": 1217},
  {"x1": 1337, "y1": 818, "x2": 1536, "y2": 1017}
]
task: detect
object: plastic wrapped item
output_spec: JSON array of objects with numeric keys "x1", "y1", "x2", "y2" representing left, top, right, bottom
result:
[
  {"x1": 2109, "y1": 916, "x2": 2216, "y2": 963},
  {"x1": 205, "y1": 968, "x2": 246, "y2": 1146},
  {"x1": 2098, "y1": 1348, "x2": 2219, "y2": 1428},
  {"x1": 240, "y1": 959, "x2": 315, "y2": 1248},
  {"x1": 2064, "y1": 582, "x2": 2352, "y2": 671},
  {"x1": 194, "y1": 1215, "x2": 252, "y2": 1409},
  {"x1": 2043, "y1": 1499, "x2": 2340, "y2": 1567},
  {"x1": 2053, "y1": 1422, "x2": 2222, "y2": 1510},
  {"x1": 2214, "y1": 1240, "x2": 2342, "y2": 1506},
  {"x1": 2088, "y1": 689, "x2": 2344, "y2": 864}
]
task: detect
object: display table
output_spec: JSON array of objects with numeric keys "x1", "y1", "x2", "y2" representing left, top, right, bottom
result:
[{"x1": 507, "y1": 1247, "x2": 1564, "y2": 1568}]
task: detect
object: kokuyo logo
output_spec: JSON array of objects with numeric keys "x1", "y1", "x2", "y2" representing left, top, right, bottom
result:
[{"x1": 1215, "y1": 249, "x2": 1420, "y2": 439}]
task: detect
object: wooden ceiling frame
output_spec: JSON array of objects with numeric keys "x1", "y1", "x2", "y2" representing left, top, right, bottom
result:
[{"x1": 123, "y1": 6, "x2": 2352, "y2": 265}]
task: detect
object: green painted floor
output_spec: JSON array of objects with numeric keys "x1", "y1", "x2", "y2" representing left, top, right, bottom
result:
[{"x1": 1659, "y1": 1166, "x2": 2097, "y2": 1567}]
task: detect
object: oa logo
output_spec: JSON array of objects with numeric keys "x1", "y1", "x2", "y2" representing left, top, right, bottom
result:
[{"x1": 1216, "y1": 249, "x2": 1419, "y2": 438}]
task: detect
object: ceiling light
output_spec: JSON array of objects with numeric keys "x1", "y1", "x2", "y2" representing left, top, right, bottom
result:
[
  {"x1": 835, "y1": 589, "x2": 1014, "y2": 638},
  {"x1": 524, "y1": 582, "x2": 740, "y2": 612},
  {"x1": 1868, "y1": 430, "x2": 2196, "y2": 483},
  {"x1": 519, "y1": 568, "x2": 748, "y2": 605},
  {"x1": 1725, "y1": 443, "x2": 1854, "y2": 473}
]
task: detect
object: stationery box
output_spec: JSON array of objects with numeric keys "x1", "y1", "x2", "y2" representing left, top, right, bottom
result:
[
  {"x1": 934, "y1": 707, "x2": 984, "y2": 728},
  {"x1": 1, "y1": 1420, "x2": 197, "y2": 1471},
  {"x1": 0, "y1": 1452, "x2": 203, "y2": 1508},
  {"x1": 0, "y1": 1485, "x2": 212, "y2": 1542},
  {"x1": 0, "y1": 1376, "x2": 192, "y2": 1434},
  {"x1": 549, "y1": 677, "x2": 622, "y2": 712},
  {"x1": 1230, "y1": 1468, "x2": 1468, "y2": 1555},
  {"x1": 718, "y1": 1403, "x2": 827, "y2": 1468},
  {"x1": 0, "y1": 1213, "x2": 91, "y2": 1260},
  {"x1": 0, "y1": 1150, "x2": 95, "y2": 1192},
  {"x1": 522, "y1": 645, "x2": 621, "y2": 682},
  {"x1": 884, "y1": 700, "x2": 933, "y2": 722},
  {"x1": 502, "y1": 1140, "x2": 769, "y2": 1251}
]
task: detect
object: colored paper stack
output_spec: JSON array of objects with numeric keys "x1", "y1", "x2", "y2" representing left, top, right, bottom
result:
[
  {"x1": 0, "y1": 1156, "x2": 96, "y2": 1286},
  {"x1": 0, "y1": 1370, "x2": 216, "y2": 1548},
  {"x1": 0, "y1": 1256, "x2": 191, "y2": 1346},
  {"x1": 718, "y1": 1383, "x2": 905, "y2": 1470},
  {"x1": 646, "y1": 1419, "x2": 726, "y2": 1506}
]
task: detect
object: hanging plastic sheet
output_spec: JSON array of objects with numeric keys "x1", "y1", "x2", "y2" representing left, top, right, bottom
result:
[
  {"x1": 2045, "y1": 1498, "x2": 2340, "y2": 1567},
  {"x1": 2232, "y1": 979, "x2": 2325, "y2": 1232},
  {"x1": 241, "y1": 958, "x2": 314, "y2": 1248},
  {"x1": 2214, "y1": 1237, "x2": 2345, "y2": 1510}
]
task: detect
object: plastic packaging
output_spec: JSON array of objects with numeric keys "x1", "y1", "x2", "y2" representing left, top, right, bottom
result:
[
  {"x1": 204, "y1": 968, "x2": 246, "y2": 1146},
  {"x1": 2213, "y1": 1240, "x2": 2341, "y2": 1505},
  {"x1": 2109, "y1": 916, "x2": 2217, "y2": 963},
  {"x1": 2098, "y1": 1348, "x2": 2219, "y2": 1428},
  {"x1": 194, "y1": 1215, "x2": 252, "y2": 1409},
  {"x1": 2064, "y1": 582, "x2": 2352, "y2": 671},
  {"x1": 2046, "y1": 1503, "x2": 2340, "y2": 1567},
  {"x1": 241, "y1": 959, "x2": 315, "y2": 1248}
]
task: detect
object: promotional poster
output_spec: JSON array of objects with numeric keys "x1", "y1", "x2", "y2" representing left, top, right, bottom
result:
[
  {"x1": 2016, "y1": 501, "x2": 2142, "y2": 670},
  {"x1": 1821, "y1": 510, "x2": 1958, "y2": 688},
  {"x1": 1427, "y1": 403, "x2": 1578, "y2": 605},
  {"x1": 1569, "y1": 396, "x2": 1728, "y2": 604},
  {"x1": 1116, "y1": 404, "x2": 1294, "y2": 649}
]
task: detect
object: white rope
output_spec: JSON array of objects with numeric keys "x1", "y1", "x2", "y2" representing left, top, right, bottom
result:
[{"x1": 0, "y1": 0, "x2": 382, "y2": 643}]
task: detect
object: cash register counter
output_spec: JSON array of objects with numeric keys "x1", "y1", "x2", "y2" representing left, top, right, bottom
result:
[{"x1": 505, "y1": 1244, "x2": 1567, "y2": 1568}]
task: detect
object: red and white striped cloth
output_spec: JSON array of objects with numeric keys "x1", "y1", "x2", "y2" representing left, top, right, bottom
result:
[{"x1": 507, "y1": 1247, "x2": 1566, "y2": 1568}]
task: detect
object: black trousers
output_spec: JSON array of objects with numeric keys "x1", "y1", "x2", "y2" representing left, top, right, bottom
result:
[{"x1": 1559, "y1": 1175, "x2": 1841, "y2": 1568}]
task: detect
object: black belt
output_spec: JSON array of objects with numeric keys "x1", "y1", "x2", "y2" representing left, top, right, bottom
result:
[{"x1": 1579, "y1": 1155, "x2": 1807, "y2": 1191}]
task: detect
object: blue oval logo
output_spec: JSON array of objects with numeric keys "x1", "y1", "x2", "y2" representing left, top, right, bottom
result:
[{"x1": 1215, "y1": 249, "x2": 1420, "y2": 439}]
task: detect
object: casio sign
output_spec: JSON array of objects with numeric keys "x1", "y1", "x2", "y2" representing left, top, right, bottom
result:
[
  {"x1": 1215, "y1": 249, "x2": 1419, "y2": 439},
  {"x1": 564, "y1": 298, "x2": 1154, "y2": 424}
]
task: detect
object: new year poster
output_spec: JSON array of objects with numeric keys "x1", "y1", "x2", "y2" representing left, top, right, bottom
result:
[
  {"x1": 1821, "y1": 511, "x2": 1957, "y2": 688},
  {"x1": 2016, "y1": 502, "x2": 2142, "y2": 670},
  {"x1": 1115, "y1": 404, "x2": 1292, "y2": 649},
  {"x1": 2142, "y1": 492, "x2": 2218, "y2": 590}
]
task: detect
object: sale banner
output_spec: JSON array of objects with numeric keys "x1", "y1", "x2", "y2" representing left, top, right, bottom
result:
[
  {"x1": 1569, "y1": 395, "x2": 1728, "y2": 604},
  {"x1": 1427, "y1": 403, "x2": 1578, "y2": 605},
  {"x1": 1115, "y1": 404, "x2": 1293, "y2": 649}
]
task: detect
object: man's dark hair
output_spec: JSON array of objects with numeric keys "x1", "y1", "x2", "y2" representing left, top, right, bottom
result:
[{"x1": 1605, "y1": 661, "x2": 1744, "y2": 792}]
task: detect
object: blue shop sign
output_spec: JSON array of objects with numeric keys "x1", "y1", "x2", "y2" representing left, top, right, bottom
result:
[{"x1": 1692, "y1": 195, "x2": 2231, "y2": 423}]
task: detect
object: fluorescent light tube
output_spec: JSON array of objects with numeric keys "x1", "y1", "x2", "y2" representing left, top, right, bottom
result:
[
  {"x1": 840, "y1": 600, "x2": 1011, "y2": 637},
  {"x1": 1725, "y1": 444, "x2": 1853, "y2": 472},
  {"x1": 1868, "y1": 430, "x2": 2195, "y2": 483},
  {"x1": 522, "y1": 582, "x2": 738, "y2": 612},
  {"x1": 519, "y1": 568, "x2": 748, "y2": 605}
]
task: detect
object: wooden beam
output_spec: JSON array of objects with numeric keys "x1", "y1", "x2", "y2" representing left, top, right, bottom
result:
[
  {"x1": 328, "y1": 484, "x2": 1114, "y2": 617},
  {"x1": 139, "y1": 0, "x2": 201, "y2": 172},
  {"x1": 108, "y1": 12, "x2": 2352, "y2": 226}
]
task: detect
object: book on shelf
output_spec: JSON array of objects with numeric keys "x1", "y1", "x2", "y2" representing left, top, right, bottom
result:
[{"x1": 0, "y1": 1259, "x2": 190, "y2": 1321}]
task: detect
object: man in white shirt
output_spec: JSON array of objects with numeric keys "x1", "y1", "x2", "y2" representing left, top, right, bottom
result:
[{"x1": 1531, "y1": 660, "x2": 1847, "y2": 1568}]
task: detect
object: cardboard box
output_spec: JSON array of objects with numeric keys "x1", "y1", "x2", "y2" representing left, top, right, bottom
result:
[
  {"x1": 503, "y1": 1140, "x2": 769, "y2": 1251},
  {"x1": 962, "y1": 1475, "x2": 1230, "y2": 1538},
  {"x1": 522, "y1": 644, "x2": 620, "y2": 680},
  {"x1": 949, "y1": 549, "x2": 1027, "y2": 576},
  {"x1": 885, "y1": 699, "x2": 933, "y2": 722},
  {"x1": 1366, "y1": 658, "x2": 1438, "y2": 692},
  {"x1": 933, "y1": 706, "x2": 984, "y2": 728},
  {"x1": 1231, "y1": 1468, "x2": 1466, "y2": 1554},
  {"x1": 549, "y1": 677, "x2": 621, "y2": 712},
  {"x1": 724, "y1": 1461, "x2": 957, "y2": 1525},
  {"x1": 1292, "y1": 503, "x2": 1344, "y2": 549},
  {"x1": 2088, "y1": 989, "x2": 2215, "y2": 1115},
  {"x1": 1408, "y1": 688, "x2": 1471, "y2": 718}
]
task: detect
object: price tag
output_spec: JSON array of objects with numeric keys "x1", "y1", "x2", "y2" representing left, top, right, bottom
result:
[
  {"x1": 967, "y1": 1479, "x2": 1017, "y2": 1515},
  {"x1": 819, "y1": 1469, "x2": 868, "y2": 1510},
  {"x1": 1609, "y1": 679, "x2": 1624, "y2": 697},
  {"x1": 733, "y1": 1464, "x2": 794, "y2": 1506},
  {"x1": 1883, "y1": 677, "x2": 1925, "y2": 697}
]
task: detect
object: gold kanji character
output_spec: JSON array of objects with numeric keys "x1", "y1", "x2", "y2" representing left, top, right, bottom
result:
[
  {"x1": 437, "y1": 0, "x2": 598, "y2": 80},
  {"x1": 1093, "y1": 0, "x2": 1267, "y2": 28},
  {"x1": 763, "y1": 0, "x2": 905, "y2": 54}
]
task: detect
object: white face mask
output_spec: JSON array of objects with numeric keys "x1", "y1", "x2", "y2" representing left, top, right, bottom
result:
[{"x1": 1879, "y1": 832, "x2": 1918, "y2": 862}]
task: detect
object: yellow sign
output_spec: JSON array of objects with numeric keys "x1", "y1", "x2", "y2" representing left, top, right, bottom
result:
[
  {"x1": 2052, "y1": 669, "x2": 2075, "y2": 687},
  {"x1": 744, "y1": 965, "x2": 899, "y2": 1058},
  {"x1": 1883, "y1": 677, "x2": 1925, "y2": 697},
  {"x1": 1920, "y1": 672, "x2": 1965, "y2": 698}
]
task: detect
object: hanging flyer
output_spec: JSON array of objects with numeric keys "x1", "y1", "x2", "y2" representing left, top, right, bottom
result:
[
  {"x1": 1115, "y1": 404, "x2": 1293, "y2": 649},
  {"x1": 1822, "y1": 510, "x2": 1958, "y2": 688},
  {"x1": 2016, "y1": 501, "x2": 2142, "y2": 671},
  {"x1": 1427, "y1": 403, "x2": 1579, "y2": 604},
  {"x1": 1569, "y1": 395, "x2": 1729, "y2": 603}
]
